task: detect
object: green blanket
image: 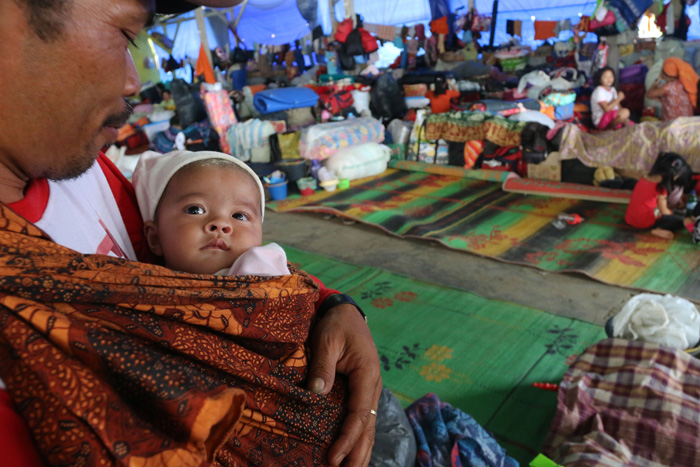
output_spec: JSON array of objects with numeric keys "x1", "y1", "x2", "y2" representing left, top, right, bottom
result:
[{"x1": 284, "y1": 245, "x2": 605, "y2": 464}]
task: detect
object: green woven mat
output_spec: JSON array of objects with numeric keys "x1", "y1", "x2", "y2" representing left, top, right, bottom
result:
[
  {"x1": 284, "y1": 245, "x2": 605, "y2": 464},
  {"x1": 271, "y1": 167, "x2": 700, "y2": 302}
]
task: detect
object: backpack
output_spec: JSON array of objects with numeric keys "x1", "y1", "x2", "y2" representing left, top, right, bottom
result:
[
  {"x1": 344, "y1": 29, "x2": 366, "y2": 56},
  {"x1": 359, "y1": 28, "x2": 378, "y2": 53},
  {"x1": 335, "y1": 18, "x2": 354, "y2": 43},
  {"x1": 520, "y1": 121, "x2": 549, "y2": 164}
]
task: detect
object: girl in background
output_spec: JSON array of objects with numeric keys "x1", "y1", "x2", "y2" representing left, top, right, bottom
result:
[
  {"x1": 625, "y1": 152, "x2": 695, "y2": 239},
  {"x1": 591, "y1": 66, "x2": 632, "y2": 130}
]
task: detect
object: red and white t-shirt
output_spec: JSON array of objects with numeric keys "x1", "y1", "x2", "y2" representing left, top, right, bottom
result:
[{"x1": 7, "y1": 153, "x2": 150, "y2": 261}]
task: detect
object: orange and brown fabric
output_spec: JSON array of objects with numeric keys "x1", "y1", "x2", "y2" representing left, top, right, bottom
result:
[{"x1": 0, "y1": 205, "x2": 346, "y2": 466}]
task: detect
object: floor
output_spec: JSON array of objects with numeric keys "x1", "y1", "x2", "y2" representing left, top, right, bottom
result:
[{"x1": 263, "y1": 210, "x2": 637, "y2": 326}]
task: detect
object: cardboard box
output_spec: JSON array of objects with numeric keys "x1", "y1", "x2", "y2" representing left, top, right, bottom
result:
[{"x1": 527, "y1": 151, "x2": 561, "y2": 181}]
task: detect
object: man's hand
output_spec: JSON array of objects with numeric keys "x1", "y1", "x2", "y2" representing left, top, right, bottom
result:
[{"x1": 307, "y1": 303, "x2": 382, "y2": 466}]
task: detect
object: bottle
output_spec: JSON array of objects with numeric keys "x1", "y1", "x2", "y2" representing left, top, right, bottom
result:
[
  {"x1": 310, "y1": 159, "x2": 321, "y2": 181},
  {"x1": 687, "y1": 190, "x2": 698, "y2": 216}
]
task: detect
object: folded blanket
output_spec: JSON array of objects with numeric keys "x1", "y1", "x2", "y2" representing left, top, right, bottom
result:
[
  {"x1": 253, "y1": 87, "x2": 320, "y2": 114},
  {"x1": 544, "y1": 338, "x2": 700, "y2": 466},
  {"x1": 0, "y1": 205, "x2": 345, "y2": 466}
]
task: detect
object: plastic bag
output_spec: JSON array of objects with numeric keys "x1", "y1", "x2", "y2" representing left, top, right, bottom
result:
[
  {"x1": 369, "y1": 388, "x2": 416, "y2": 467},
  {"x1": 370, "y1": 73, "x2": 407, "y2": 122},
  {"x1": 610, "y1": 293, "x2": 700, "y2": 350},
  {"x1": 324, "y1": 143, "x2": 390, "y2": 180}
]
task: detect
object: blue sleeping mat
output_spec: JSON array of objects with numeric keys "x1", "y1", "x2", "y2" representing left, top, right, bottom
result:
[{"x1": 253, "y1": 87, "x2": 320, "y2": 114}]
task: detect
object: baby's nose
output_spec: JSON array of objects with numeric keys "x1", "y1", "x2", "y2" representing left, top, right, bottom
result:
[{"x1": 207, "y1": 220, "x2": 232, "y2": 234}]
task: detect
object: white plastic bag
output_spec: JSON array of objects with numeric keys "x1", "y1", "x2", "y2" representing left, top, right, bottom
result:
[
  {"x1": 611, "y1": 293, "x2": 700, "y2": 350},
  {"x1": 324, "y1": 143, "x2": 390, "y2": 180}
]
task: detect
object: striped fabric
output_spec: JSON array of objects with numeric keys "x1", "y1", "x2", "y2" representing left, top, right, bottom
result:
[{"x1": 544, "y1": 338, "x2": 700, "y2": 466}]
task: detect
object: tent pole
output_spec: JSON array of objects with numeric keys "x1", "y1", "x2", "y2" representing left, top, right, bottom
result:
[
  {"x1": 234, "y1": 0, "x2": 249, "y2": 28},
  {"x1": 329, "y1": 0, "x2": 338, "y2": 36},
  {"x1": 489, "y1": 0, "x2": 498, "y2": 48},
  {"x1": 195, "y1": 7, "x2": 213, "y2": 66}
]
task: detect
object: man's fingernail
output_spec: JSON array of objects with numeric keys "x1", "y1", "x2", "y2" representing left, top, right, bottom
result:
[
  {"x1": 310, "y1": 378, "x2": 325, "y2": 394},
  {"x1": 333, "y1": 452, "x2": 347, "y2": 465}
]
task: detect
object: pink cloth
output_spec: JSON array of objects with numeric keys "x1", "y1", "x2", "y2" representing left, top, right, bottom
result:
[
  {"x1": 218, "y1": 243, "x2": 290, "y2": 276},
  {"x1": 597, "y1": 109, "x2": 618, "y2": 130},
  {"x1": 660, "y1": 80, "x2": 695, "y2": 121}
]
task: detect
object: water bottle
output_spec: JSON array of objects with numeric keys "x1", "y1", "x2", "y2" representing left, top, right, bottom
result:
[{"x1": 687, "y1": 190, "x2": 698, "y2": 216}]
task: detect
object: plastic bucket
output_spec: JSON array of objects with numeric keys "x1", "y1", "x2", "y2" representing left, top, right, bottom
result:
[
  {"x1": 266, "y1": 180, "x2": 288, "y2": 201},
  {"x1": 276, "y1": 159, "x2": 307, "y2": 185},
  {"x1": 297, "y1": 177, "x2": 317, "y2": 191}
]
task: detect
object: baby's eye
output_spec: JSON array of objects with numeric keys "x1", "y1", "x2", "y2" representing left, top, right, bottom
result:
[
  {"x1": 232, "y1": 212, "x2": 250, "y2": 221},
  {"x1": 185, "y1": 205, "x2": 205, "y2": 215}
]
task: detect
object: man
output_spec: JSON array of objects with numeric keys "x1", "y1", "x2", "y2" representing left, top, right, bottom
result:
[{"x1": 0, "y1": 0, "x2": 381, "y2": 465}]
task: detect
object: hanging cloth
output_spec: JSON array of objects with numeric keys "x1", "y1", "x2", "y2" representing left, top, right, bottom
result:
[{"x1": 534, "y1": 20, "x2": 557, "y2": 40}]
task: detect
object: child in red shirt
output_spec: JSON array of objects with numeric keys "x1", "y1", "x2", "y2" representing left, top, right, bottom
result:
[{"x1": 625, "y1": 152, "x2": 695, "y2": 239}]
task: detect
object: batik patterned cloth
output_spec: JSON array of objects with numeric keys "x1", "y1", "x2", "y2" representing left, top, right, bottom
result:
[
  {"x1": 406, "y1": 393, "x2": 518, "y2": 467},
  {"x1": 0, "y1": 205, "x2": 345, "y2": 466},
  {"x1": 558, "y1": 118, "x2": 700, "y2": 172},
  {"x1": 424, "y1": 111, "x2": 525, "y2": 147},
  {"x1": 544, "y1": 338, "x2": 700, "y2": 466}
]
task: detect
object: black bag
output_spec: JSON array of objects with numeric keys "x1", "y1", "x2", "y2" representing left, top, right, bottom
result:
[
  {"x1": 230, "y1": 45, "x2": 254, "y2": 64},
  {"x1": 344, "y1": 29, "x2": 366, "y2": 56},
  {"x1": 370, "y1": 73, "x2": 407, "y2": 122},
  {"x1": 337, "y1": 46, "x2": 356, "y2": 70},
  {"x1": 170, "y1": 79, "x2": 208, "y2": 129},
  {"x1": 520, "y1": 121, "x2": 549, "y2": 164}
]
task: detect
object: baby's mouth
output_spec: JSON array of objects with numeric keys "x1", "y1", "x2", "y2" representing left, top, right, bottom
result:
[{"x1": 203, "y1": 238, "x2": 229, "y2": 250}]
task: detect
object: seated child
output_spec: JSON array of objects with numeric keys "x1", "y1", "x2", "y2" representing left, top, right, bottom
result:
[
  {"x1": 591, "y1": 66, "x2": 632, "y2": 130},
  {"x1": 132, "y1": 150, "x2": 290, "y2": 276},
  {"x1": 625, "y1": 152, "x2": 695, "y2": 240}
]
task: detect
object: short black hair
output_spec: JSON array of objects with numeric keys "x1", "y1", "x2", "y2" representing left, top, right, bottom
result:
[
  {"x1": 593, "y1": 66, "x2": 615, "y2": 87},
  {"x1": 15, "y1": 0, "x2": 71, "y2": 42}
]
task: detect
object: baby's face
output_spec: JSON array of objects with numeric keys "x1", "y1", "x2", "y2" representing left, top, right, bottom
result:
[{"x1": 151, "y1": 165, "x2": 263, "y2": 274}]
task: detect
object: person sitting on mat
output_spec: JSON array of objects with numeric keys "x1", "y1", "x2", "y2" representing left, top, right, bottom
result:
[
  {"x1": 133, "y1": 150, "x2": 290, "y2": 277},
  {"x1": 425, "y1": 75, "x2": 460, "y2": 114},
  {"x1": 591, "y1": 66, "x2": 632, "y2": 130},
  {"x1": 646, "y1": 57, "x2": 699, "y2": 121},
  {"x1": 625, "y1": 152, "x2": 695, "y2": 240}
]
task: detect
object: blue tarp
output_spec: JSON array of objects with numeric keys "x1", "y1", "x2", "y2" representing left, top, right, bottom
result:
[
  {"x1": 253, "y1": 87, "x2": 320, "y2": 113},
  {"x1": 161, "y1": 0, "x2": 700, "y2": 61}
]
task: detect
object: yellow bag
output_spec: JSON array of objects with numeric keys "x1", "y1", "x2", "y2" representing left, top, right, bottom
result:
[{"x1": 270, "y1": 131, "x2": 301, "y2": 161}]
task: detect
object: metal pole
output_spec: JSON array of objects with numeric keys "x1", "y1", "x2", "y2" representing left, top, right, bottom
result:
[{"x1": 489, "y1": 0, "x2": 498, "y2": 49}]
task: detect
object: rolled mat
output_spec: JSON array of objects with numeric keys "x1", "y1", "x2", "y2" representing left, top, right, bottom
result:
[
  {"x1": 389, "y1": 160, "x2": 518, "y2": 183},
  {"x1": 253, "y1": 87, "x2": 320, "y2": 114},
  {"x1": 502, "y1": 177, "x2": 633, "y2": 203}
]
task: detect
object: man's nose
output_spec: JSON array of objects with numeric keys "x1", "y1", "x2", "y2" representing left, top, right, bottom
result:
[{"x1": 123, "y1": 49, "x2": 141, "y2": 97}]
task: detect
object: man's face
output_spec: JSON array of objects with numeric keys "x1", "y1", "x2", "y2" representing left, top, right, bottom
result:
[
  {"x1": 147, "y1": 165, "x2": 264, "y2": 275},
  {"x1": 0, "y1": 0, "x2": 154, "y2": 181}
]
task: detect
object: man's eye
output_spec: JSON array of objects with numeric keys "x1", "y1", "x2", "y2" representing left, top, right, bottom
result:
[
  {"x1": 233, "y1": 212, "x2": 249, "y2": 221},
  {"x1": 122, "y1": 31, "x2": 138, "y2": 48},
  {"x1": 185, "y1": 206, "x2": 204, "y2": 215}
]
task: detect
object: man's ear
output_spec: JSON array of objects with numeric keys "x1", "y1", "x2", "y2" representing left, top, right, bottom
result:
[{"x1": 143, "y1": 221, "x2": 164, "y2": 256}]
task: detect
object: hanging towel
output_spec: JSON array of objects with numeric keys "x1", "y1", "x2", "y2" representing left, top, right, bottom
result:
[
  {"x1": 554, "y1": 18, "x2": 572, "y2": 35},
  {"x1": 534, "y1": 20, "x2": 557, "y2": 40},
  {"x1": 506, "y1": 19, "x2": 522, "y2": 37},
  {"x1": 195, "y1": 44, "x2": 216, "y2": 84},
  {"x1": 377, "y1": 24, "x2": 397, "y2": 42}
]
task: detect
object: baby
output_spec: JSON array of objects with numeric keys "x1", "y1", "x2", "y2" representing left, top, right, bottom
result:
[{"x1": 132, "y1": 150, "x2": 289, "y2": 276}]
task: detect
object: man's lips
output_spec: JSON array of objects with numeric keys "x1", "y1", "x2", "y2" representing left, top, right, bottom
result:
[{"x1": 202, "y1": 238, "x2": 230, "y2": 250}]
